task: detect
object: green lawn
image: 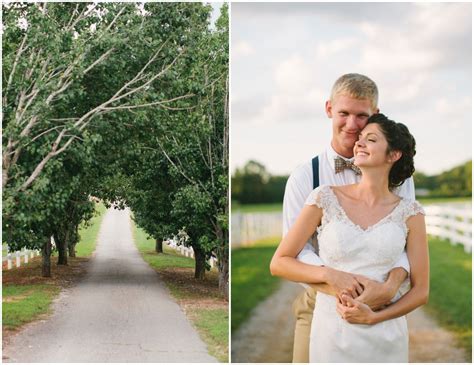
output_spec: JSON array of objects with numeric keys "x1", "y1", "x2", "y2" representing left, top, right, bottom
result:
[
  {"x1": 2, "y1": 284, "x2": 61, "y2": 329},
  {"x1": 425, "y1": 236, "x2": 472, "y2": 360},
  {"x1": 231, "y1": 203, "x2": 282, "y2": 213},
  {"x1": 133, "y1": 225, "x2": 195, "y2": 269},
  {"x1": 190, "y1": 308, "x2": 229, "y2": 362},
  {"x1": 75, "y1": 202, "x2": 107, "y2": 257},
  {"x1": 418, "y1": 196, "x2": 471, "y2": 205},
  {"x1": 132, "y1": 223, "x2": 228, "y2": 362},
  {"x1": 231, "y1": 237, "x2": 281, "y2": 332}
]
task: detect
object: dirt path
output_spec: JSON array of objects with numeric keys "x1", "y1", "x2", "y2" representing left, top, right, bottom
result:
[
  {"x1": 232, "y1": 281, "x2": 468, "y2": 363},
  {"x1": 2, "y1": 208, "x2": 217, "y2": 363}
]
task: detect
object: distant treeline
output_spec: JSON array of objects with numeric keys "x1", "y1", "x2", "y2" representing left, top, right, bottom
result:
[
  {"x1": 414, "y1": 160, "x2": 472, "y2": 198},
  {"x1": 232, "y1": 160, "x2": 472, "y2": 204}
]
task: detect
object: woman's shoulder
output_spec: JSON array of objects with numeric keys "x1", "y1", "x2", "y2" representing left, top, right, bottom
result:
[
  {"x1": 305, "y1": 185, "x2": 333, "y2": 208},
  {"x1": 399, "y1": 197, "x2": 426, "y2": 217}
]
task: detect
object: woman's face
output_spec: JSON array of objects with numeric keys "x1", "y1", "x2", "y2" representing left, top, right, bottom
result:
[{"x1": 353, "y1": 123, "x2": 391, "y2": 168}]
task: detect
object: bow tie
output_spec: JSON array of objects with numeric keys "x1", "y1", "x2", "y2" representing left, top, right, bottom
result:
[{"x1": 334, "y1": 156, "x2": 361, "y2": 175}]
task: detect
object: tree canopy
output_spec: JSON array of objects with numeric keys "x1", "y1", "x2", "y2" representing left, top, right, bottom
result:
[{"x1": 2, "y1": 2, "x2": 229, "y2": 296}]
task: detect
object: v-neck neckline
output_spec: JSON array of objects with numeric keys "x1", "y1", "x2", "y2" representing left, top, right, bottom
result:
[{"x1": 327, "y1": 186, "x2": 404, "y2": 233}]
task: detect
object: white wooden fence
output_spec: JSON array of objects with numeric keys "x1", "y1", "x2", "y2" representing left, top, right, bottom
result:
[
  {"x1": 232, "y1": 203, "x2": 472, "y2": 252},
  {"x1": 3, "y1": 248, "x2": 41, "y2": 270},
  {"x1": 165, "y1": 240, "x2": 218, "y2": 268},
  {"x1": 231, "y1": 212, "x2": 282, "y2": 248},
  {"x1": 424, "y1": 205, "x2": 472, "y2": 253}
]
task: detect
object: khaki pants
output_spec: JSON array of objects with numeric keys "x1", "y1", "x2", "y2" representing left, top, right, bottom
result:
[{"x1": 292, "y1": 287, "x2": 316, "y2": 363}]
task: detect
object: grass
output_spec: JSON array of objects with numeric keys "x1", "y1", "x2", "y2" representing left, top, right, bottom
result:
[
  {"x1": 231, "y1": 237, "x2": 281, "y2": 333},
  {"x1": 132, "y1": 223, "x2": 228, "y2": 362},
  {"x1": 134, "y1": 227, "x2": 195, "y2": 270},
  {"x1": 2, "y1": 202, "x2": 107, "y2": 333},
  {"x1": 75, "y1": 202, "x2": 107, "y2": 257},
  {"x1": 418, "y1": 196, "x2": 471, "y2": 205},
  {"x1": 2, "y1": 285, "x2": 61, "y2": 329},
  {"x1": 231, "y1": 203, "x2": 282, "y2": 213},
  {"x1": 425, "y1": 236, "x2": 472, "y2": 360},
  {"x1": 189, "y1": 308, "x2": 229, "y2": 362}
]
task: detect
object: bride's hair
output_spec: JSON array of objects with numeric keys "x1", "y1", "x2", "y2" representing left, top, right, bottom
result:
[{"x1": 366, "y1": 113, "x2": 416, "y2": 190}]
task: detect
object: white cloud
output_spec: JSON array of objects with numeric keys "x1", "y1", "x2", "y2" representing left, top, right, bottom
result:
[
  {"x1": 233, "y1": 40, "x2": 255, "y2": 57},
  {"x1": 231, "y1": 2, "x2": 472, "y2": 174}
]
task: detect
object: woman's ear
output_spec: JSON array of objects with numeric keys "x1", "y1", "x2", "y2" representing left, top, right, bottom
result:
[{"x1": 388, "y1": 150, "x2": 402, "y2": 163}]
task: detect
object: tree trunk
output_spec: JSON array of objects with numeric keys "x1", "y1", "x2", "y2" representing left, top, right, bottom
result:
[
  {"x1": 216, "y1": 226, "x2": 229, "y2": 300},
  {"x1": 155, "y1": 238, "x2": 163, "y2": 253},
  {"x1": 193, "y1": 246, "x2": 206, "y2": 280},
  {"x1": 218, "y1": 251, "x2": 228, "y2": 300},
  {"x1": 42, "y1": 237, "x2": 52, "y2": 277},
  {"x1": 56, "y1": 232, "x2": 68, "y2": 265},
  {"x1": 68, "y1": 241, "x2": 76, "y2": 258},
  {"x1": 68, "y1": 225, "x2": 77, "y2": 257}
]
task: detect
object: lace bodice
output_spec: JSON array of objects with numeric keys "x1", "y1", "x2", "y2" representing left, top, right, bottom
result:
[{"x1": 305, "y1": 185, "x2": 425, "y2": 282}]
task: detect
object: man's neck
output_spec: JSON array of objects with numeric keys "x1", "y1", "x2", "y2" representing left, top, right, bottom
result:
[{"x1": 330, "y1": 140, "x2": 354, "y2": 159}]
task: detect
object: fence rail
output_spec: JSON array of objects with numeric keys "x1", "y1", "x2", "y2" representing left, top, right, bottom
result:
[
  {"x1": 231, "y1": 212, "x2": 282, "y2": 248},
  {"x1": 3, "y1": 248, "x2": 41, "y2": 270},
  {"x1": 424, "y1": 205, "x2": 472, "y2": 253},
  {"x1": 232, "y1": 203, "x2": 472, "y2": 252},
  {"x1": 165, "y1": 240, "x2": 218, "y2": 268}
]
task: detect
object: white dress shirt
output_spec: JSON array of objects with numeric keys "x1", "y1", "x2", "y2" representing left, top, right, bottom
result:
[{"x1": 282, "y1": 144, "x2": 415, "y2": 287}]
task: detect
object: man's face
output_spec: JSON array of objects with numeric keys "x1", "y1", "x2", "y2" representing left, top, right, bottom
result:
[{"x1": 326, "y1": 94, "x2": 377, "y2": 158}]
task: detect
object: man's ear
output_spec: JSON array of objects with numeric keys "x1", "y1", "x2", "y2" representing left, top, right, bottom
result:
[
  {"x1": 389, "y1": 150, "x2": 402, "y2": 163},
  {"x1": 325, "y1": 100, "x2": 333, "y2": 118}
]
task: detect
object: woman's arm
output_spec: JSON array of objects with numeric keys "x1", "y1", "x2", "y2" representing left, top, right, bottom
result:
[
  {"x1": 270, "y1": 204, "x2": 364, "y2": 297},
  {"x1": 337, "y1": 213, "x2": 429, "y2": 324}
]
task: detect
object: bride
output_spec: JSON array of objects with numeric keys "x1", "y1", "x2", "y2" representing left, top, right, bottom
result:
[{"x1": 270, "y1": 113, "x2": 429, "y2": 362}]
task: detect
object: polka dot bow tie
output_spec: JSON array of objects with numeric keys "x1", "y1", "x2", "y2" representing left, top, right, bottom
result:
[{"x1": 334, "y1": 156, "x2": 361, "y2": 175}]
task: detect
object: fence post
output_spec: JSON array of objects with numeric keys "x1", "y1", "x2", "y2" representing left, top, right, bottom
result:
[
  {"x1": 7, "y1": 253, "x2": 12, "y2": 270},
  {"x1": 24, "y1": 249, "x2": 28, "y2": 264},
  {"x1": 30, "y1": 250, "x2": 34, "y2": 259},
  {"x1": 15, "y1": 251, "x2": 21, "y2": 268}
]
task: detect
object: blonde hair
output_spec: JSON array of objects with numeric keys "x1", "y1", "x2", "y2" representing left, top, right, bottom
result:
[{"x1": 330, "y1": 73, "x2": 379, "y2": 110}]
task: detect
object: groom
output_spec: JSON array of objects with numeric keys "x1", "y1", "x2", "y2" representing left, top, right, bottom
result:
[{"x1": 280, "y1": 73, "x2": 415, "y2": 362}]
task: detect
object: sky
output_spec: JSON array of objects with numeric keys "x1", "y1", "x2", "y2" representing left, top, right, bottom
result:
[{"x1": 231, "y1": 2, "x2": 472, "y2": 176}]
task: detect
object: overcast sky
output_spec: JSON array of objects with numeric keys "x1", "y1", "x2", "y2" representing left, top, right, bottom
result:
[{"x1": 231, "y1": 2, "x2": 472, "y2": 176}]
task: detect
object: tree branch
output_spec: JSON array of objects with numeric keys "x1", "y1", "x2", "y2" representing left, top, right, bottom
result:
[{"x1": 83, "y1": 47, "x2": 115, "y2": 74}]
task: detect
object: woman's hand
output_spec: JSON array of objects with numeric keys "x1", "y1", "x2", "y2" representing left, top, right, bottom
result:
[
  {"x1": 336, "y1": 294, "x2": 377, "y2": 325},
  {"x1": 324, "y1": 267, "x2": 364, "y2": 300}
]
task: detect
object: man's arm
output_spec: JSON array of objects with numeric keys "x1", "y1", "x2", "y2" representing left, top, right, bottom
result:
[
  {"x1": 354, "y1": 266, "x2": 408, "y2": 310},
  {"x1": 282, "y1": 167, "x2": 326, "y2": 273}
]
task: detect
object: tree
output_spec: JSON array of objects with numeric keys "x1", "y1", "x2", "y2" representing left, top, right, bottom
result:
[
  {"x1": 156, "y1": 4, "x2": 229, "y2": 295},
  {"x1": 3, "y1": 3, "x2": 194, "y2": 192}
]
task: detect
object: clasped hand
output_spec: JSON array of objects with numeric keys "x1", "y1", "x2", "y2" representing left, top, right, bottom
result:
[{"x1": 325, "y1": 268, "x2": 393, "y2": 324}]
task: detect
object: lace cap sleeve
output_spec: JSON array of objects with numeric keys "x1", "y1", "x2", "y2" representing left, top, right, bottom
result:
[
  {"x1": 304, "y1": 185, "x2": 330, "y2": 209},
  {"x1": 405, "y1": 200, "x2": 425, "y2": 219}
]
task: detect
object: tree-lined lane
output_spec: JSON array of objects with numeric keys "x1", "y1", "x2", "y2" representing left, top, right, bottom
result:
[{"x1": 3, "y1": 208, "x2": 217, "y2": 363}]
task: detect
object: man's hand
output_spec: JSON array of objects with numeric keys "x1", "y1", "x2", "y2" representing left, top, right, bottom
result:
[
  {"x1": 324, "y1": 267, "x2": 364, "y2": 300},
  {"x1": 336, "y1": 294, "x2": 376, "y2": 325},
  {"x1": 353, "y1": 275, "x2": 393, "y2": 310},
  {"x1": 354, "y1": 268, "x2": 408, "y2": 310}
]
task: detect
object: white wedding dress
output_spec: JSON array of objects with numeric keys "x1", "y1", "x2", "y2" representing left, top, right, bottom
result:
[{"x1": 305, "y1": 185, "x2": 425, "y2": 363}]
